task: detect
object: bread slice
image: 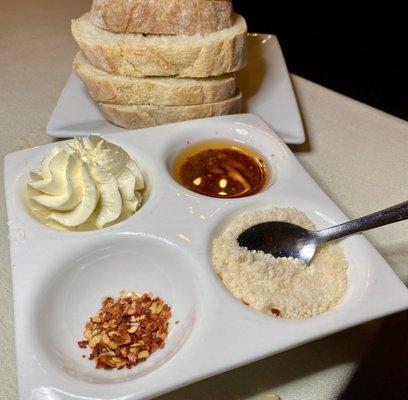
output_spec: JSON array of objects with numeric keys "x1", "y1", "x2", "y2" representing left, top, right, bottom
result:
[
  {"x1": 71, "y1": 12, "x2": 247, "y2": 78},
  {"x1": 90, "y1": 0, "x2": 233, "y2": 35},
  {"x1": 73, "y1": 52, "x2": 236, "y2": 106},
  {"x1": 99, "y1": 91, "x2": 242, "y2": 129}
]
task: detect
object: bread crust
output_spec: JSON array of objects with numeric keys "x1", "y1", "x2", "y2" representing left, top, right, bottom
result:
[
  {"x1": 73, "y1": 52, "x2": 236, "y2": 106},
  {"x1": 90, "y1": 0, "x2": 233, "y2": 35},
  {"x1": 71, "y1": 13, "x2": 247, "y2": 78},
  {"x1": 99, "y1": 91, "x2": 242, "y2": 129}
]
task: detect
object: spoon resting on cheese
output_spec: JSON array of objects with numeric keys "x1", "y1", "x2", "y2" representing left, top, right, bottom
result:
[{"x1": 237, "y1": 201, "x2": 408, "y2": 265}]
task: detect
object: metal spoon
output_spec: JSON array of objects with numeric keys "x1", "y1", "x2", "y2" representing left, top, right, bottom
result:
[{"x1": 237, "y1": 201, "x2": 408, "y2": 265}]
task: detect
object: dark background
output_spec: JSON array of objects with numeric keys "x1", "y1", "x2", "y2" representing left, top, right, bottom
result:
[{"x1": 233, "y1": 2, "x2": 407, "y2": 121}]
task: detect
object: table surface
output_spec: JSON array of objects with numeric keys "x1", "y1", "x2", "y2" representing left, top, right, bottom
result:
[{"x1": 1, "y1": 1, "x2": 407, "y2": 399}]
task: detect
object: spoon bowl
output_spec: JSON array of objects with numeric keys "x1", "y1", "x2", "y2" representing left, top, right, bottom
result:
[{"x1": 237, "y1": 222, "x2": 319, "y2": 265}]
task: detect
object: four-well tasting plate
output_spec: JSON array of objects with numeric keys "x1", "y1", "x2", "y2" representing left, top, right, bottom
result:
[{"x1": 4, "y1": 114, "x2": 408, "y2": 400}]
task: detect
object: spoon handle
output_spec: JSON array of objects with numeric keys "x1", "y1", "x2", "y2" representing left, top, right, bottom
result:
[{"x1": 316, "y1": 201, "x2": 408, "y2": 243}]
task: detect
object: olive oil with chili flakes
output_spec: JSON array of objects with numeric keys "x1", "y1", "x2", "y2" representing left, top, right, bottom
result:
[{"x1": 174, "y1": 141, "x2": 268, "y2": 198}]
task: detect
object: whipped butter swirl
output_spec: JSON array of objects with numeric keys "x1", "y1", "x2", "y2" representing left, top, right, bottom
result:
[{"x1": 28, "y1": 136, "x2": 144, "y2": 231}]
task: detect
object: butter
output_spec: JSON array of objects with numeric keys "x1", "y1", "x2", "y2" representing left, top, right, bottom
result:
[{"x1": 28, "y1": 136, "x2": 144, "y2": 231}]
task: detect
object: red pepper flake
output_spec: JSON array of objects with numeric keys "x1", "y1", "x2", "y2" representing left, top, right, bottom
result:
[
  {"x1": 271, "y1": 308, "x2": 281, "y2": 317},
  {"x1": 77, "y1": 340, "x2": 89, "y2": 349}
]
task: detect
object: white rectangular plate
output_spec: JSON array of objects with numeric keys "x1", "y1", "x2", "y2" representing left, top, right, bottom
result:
[
  {"x1": 5, "y1": 114, "x2": 407, "y2": 400},
  {"x1": 47, "y1": 34, "x2": 305, "y2": 144}
]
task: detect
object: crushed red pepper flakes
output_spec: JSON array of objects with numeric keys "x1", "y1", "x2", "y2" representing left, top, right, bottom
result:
[{"x1": 77, "y1": 291, "x2": 172, "y2": 370}]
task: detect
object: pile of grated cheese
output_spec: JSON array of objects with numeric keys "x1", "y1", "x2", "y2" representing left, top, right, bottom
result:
[{"x1": 212, "y1": 207, "x2": 348, "y2": 319}]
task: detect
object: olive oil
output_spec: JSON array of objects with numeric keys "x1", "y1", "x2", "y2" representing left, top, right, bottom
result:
[{"x1": 173, "y1": 141, "x2": 268, "y2": 198}]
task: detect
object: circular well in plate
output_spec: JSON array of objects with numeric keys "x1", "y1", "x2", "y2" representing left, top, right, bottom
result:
[
  {"x1": 35, "y1": 234, "x2": 199, "y2": 383},
  {"x1": 208, "y1": 202, "x2": 368, "y2": 320},
  {"x1": 166, "y1": 139, "x2": 275, "y2": 198},
  {"x1": 13, "y1": 144, "x2": 157, "y2": 235}
]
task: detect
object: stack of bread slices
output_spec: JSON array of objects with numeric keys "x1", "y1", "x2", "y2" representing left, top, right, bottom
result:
[{"x1": 71, "y1": 0, "x2": 248, "y2": 129}]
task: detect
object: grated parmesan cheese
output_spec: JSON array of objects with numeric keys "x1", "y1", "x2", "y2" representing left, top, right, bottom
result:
[{"x1": 212, "y1": 207, "x2": 348, "y2": 319}]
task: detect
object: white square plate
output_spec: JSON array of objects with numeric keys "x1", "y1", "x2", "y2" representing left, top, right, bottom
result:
[
  {"x1": 47, "y1": 34, "x2": 305, "y2": 144},
  {"x1": 5, "y1": 114, "x2": 407, "y2": 400}
]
